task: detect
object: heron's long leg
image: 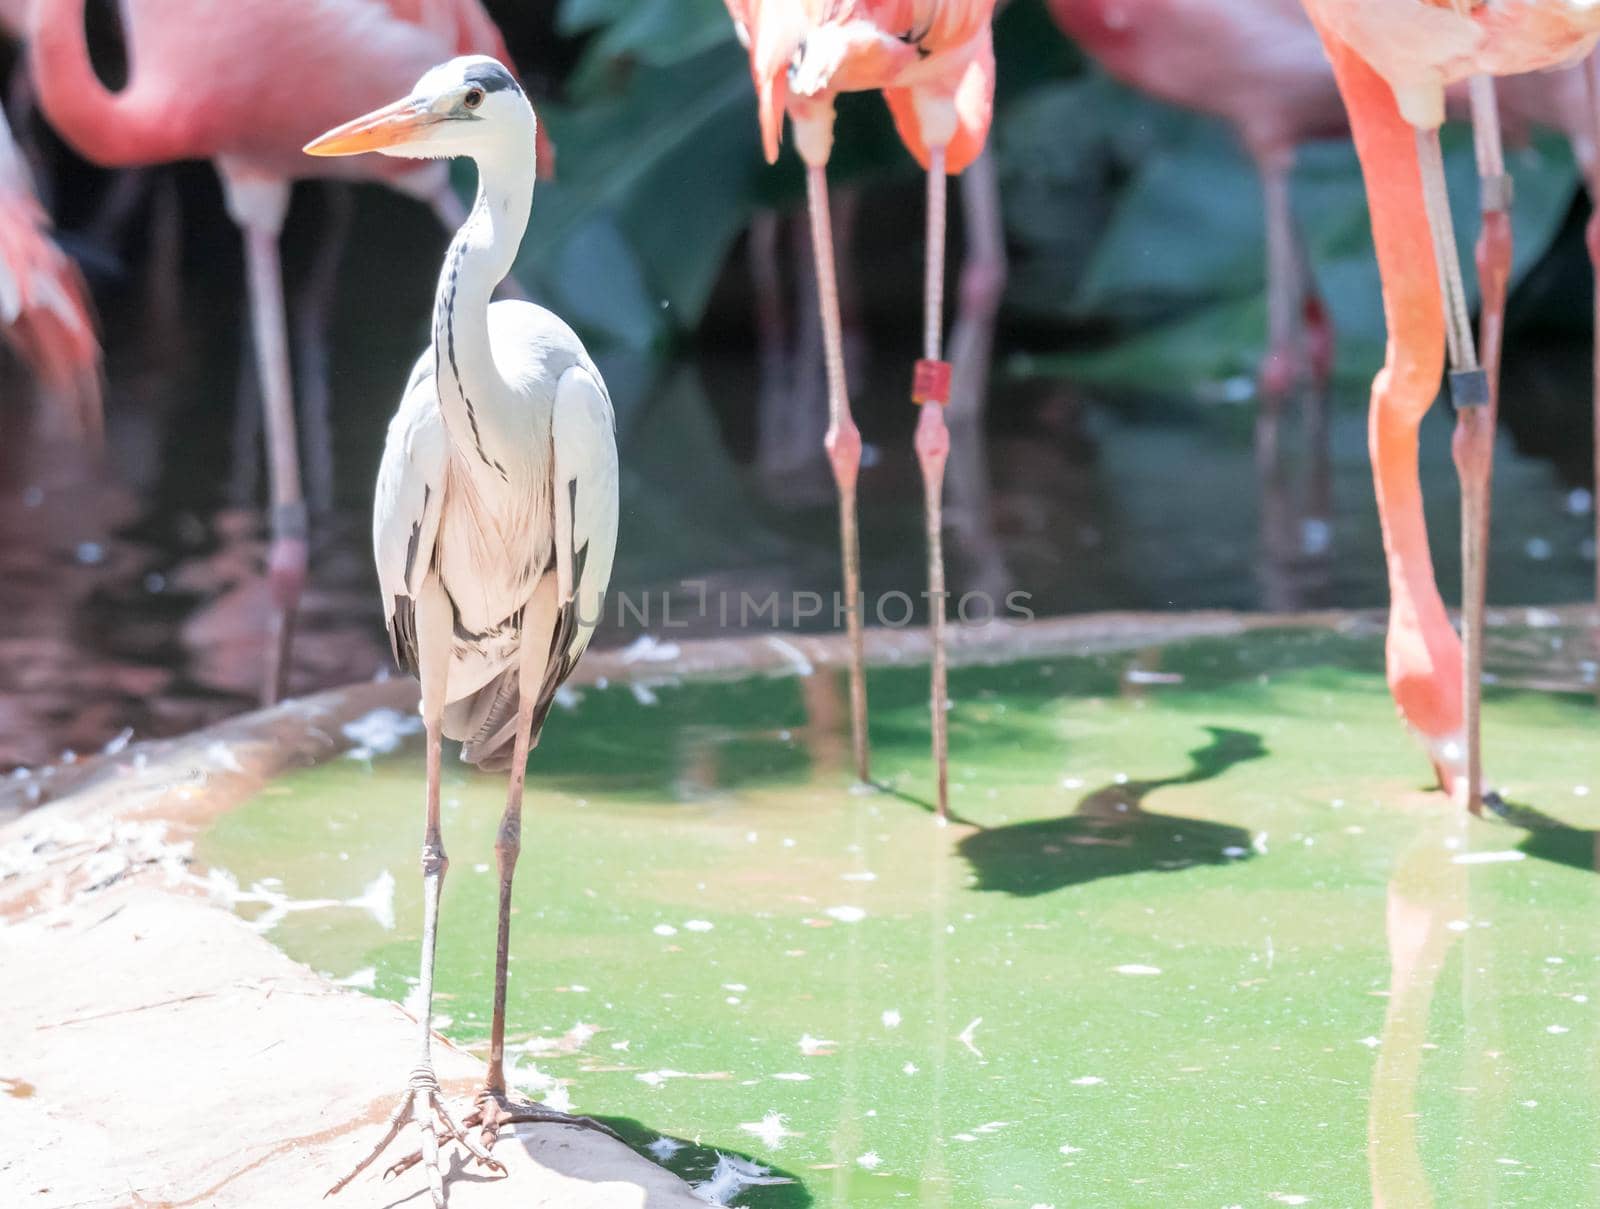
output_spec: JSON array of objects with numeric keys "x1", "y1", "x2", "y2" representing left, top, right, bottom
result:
[
  {"x1": 327, "y1": 584, "x2": 501, "y2": 1206},
  {"x1": 294, "y1": 183, "x2": 353, "y2": 518},
  {"x1": 806, "y1": 161, "x2": 869, "y2": 784},
  {"x1": 914, "y1": 145, "x2": 952, "y2": 823},
  {"x1": 944, "y1": 148, "x2": 1010, "y2": 602},
  {"x1": 484, "y1": 615, "x2": 546, "y2": 1102},
  {"x1": 440, "y1": 596, "x2": 624, "y2": 1153},
  {"x1": 410, "y1": 588, "x2": 455, "y2": 1206},
  {"x1": 228, "y1": 176, "x2": 306, "y2": 707},
  {"x1": 1416, "y1": 118, "x2": 1492, "y2": 814}
]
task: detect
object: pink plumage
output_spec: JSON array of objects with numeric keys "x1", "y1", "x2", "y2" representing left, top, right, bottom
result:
[
  {"x1": 0, "y1": 106, "x2": 100, "y2": 439},
  {"x1": 1048, "y1": 0, "x2": 1348, "y2": 158},
  {"x1": 1305, "y1": 0, "x2": 1600, "y2": 125},
  {"x1": 26, "y1": 0, "x2": 534, "y2": 706},
  {"x1": 28, "y1": 0, "x2": 520, "y2": 186},
  {"x1": 725, "y1": 0, "x2": 996, "y2": 172}
]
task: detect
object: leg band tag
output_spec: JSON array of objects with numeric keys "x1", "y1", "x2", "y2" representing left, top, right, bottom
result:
[
  {"x1": 912, "y1": 359, "x2": 952, "y2": 405},
  {"x1": 1449, "y1": 367, "x2": 1491, "y2": 410}
]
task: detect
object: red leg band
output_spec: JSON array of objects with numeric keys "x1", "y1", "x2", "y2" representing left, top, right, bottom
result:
[{"x1": 912, "y1": 358, "x2": 951, "y2": 406}]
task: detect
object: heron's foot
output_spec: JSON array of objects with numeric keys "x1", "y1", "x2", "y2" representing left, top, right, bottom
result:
[
  {"x1": 380, "y1": 1086, "x2": 623, "y2": 1184},
  {"x1": 472, "y1": 1085, "x2": 624, "y2": 1153},
  {"x1": 325, "y1": 1066, "x2": 503, "y2": 1207}
]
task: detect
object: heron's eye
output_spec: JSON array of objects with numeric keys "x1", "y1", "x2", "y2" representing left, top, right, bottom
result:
[{"x1": 464, "y1": 88, "x2": 485, "y2": 110}]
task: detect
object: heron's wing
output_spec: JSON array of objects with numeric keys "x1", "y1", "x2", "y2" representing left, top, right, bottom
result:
[
  {"x1": 528, "y1": 363, "x2": 619, "y2": 740},
  {"x1": 373, "y1": 356, "x2": 449, "y2": 675}
]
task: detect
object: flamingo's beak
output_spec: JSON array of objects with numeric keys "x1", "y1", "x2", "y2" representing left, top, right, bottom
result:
[{"x1": 304, "y1": 97, "x2": 437, "y2": 157}]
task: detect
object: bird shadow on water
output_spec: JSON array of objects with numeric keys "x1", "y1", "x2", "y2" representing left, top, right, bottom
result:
[
  {"x1": 598, "y1": 1115, "x2": 813, "y2": 1207},
  {"x1": 378, "y1": 1116, "x2": 812, "y2": 1207},
  {"x1": 958, "y1": 726, "x2": 1268, "y2": 897},
  {"x1": 1488, "y1": 798, "x2": 1600, "y2": 875}
]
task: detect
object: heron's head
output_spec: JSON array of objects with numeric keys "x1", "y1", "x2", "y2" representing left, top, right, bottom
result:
[{"x1": 304, "y1": 56, "x2": 535, "y2": 165}]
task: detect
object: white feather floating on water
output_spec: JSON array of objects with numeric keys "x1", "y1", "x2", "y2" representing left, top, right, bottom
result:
[
  {"x1": 342, "y1": 707, "x2": 424, "y2": 760},
  {"x1": 506, "y1": 1056, "x2": 574, "y2": 1112},
  {"x1": 620, "y1": 635, "x2": 682, "y2": 664},
  {"x1": 347, "y1": 870, "x2": 396, "y2": 930},
  {"x1": 693, "y1": 1153, "x2": 794, "y2": 1205}
]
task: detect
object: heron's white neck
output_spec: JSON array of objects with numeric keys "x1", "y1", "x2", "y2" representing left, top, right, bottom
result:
[{"x1": 431, "y1": 138, "x2": 536, "y2": 471}]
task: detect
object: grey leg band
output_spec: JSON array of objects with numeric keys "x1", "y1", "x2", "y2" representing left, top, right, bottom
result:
[
  {"x1": 271, "y1": 500, "x2": 309, "y2": 541},
  {"x1": 1449, "y1": 367, "x2": 1491, "y2": 411}
]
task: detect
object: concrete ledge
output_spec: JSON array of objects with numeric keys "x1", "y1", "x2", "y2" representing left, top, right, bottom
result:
[{"x1": 0, "y1": 878, "x2": 705, "y2": 1208}]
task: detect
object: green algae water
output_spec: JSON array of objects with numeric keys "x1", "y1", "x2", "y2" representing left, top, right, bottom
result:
[{"x1": 199, "y1": 624, "x2": 1600, "y2": 1207}]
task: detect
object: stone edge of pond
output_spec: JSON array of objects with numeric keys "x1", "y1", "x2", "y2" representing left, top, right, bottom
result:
[
  {"x1": 1, "y1": 605, "x2": 1342, "y2": 824},
  {"x1": 4, "y1": 603, "x2": 1588, "y2": 869}
]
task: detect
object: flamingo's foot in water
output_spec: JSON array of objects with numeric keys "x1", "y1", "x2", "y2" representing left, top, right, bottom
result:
[
  {"x1": 1424, "y1": 732, "x2": 1506, "y2": 818},
  {"x1": 1424, "y1": 732, "x2": 1468, "y2": 808}
]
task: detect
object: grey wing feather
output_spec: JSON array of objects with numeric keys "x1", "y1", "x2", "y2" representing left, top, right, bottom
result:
[
  {"x1": 458, "y1": 364, "x2": 618, "y2": 770},
  {"x1": 373, "y1": 354, "x2": 448, "y2": 675},
  {"x1": 531, "y1": 364, "x2": 619, "y2": 737}
]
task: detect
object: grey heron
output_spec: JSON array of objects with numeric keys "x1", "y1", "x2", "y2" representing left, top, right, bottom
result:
[{"x1": 306, "y1": 55, "x2": 620, "y2": 1205}]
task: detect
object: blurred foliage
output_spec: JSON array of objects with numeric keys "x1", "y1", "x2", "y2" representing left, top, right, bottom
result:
[
  {"x1": 1007, "y1": 93, "x2": 1580, "y2": 391},
  {"x1": 492, "y1": 0, "x2": 1582, "y2": 399}
]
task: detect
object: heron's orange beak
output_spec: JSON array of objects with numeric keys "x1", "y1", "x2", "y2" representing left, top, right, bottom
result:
[{"x1": 304, "y1": 98, "x2": 436, "y2": 157}]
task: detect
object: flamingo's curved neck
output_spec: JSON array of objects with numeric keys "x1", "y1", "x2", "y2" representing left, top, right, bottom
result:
[
  {"x1": 1313, "y1": 14, "x2": 1463, "y2": 748},
  {"x1": 30, "y1": 0, "x2": 165, "y2": 165},
  {"x1": 431, "y1": 129, "x2": 536, "y2": 468}
]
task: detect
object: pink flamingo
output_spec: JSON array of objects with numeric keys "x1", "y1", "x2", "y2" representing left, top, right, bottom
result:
[
  {"x1": 27, "y1": 0, "x2": 532, "y2": 705},
  {"x1": 0, "y1": 100, "x2": 99, "y2": 439},
  {"x1": 726, "y1": 0, "x2": 996, "y2": 820},
  {"x1": 1304, "y1": 0, "x2": 1600, "y2": 811},
  {"x1": 1050, "y1": 1, "x2": 1600, "y2": 804},
  {"x1": 1047, "y1": 0, "x2": 1346, "y2": 448}
]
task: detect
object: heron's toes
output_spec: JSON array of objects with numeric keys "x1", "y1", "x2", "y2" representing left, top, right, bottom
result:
[{"x1": 473, "y1": 1085, "x2": 624, "y2": 1153}]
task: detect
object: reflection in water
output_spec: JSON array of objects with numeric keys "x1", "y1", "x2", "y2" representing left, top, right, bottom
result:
[
  {"x1": 921, "y1": 818, "x2": 953, "y2": 1206},
  {"x1": 1368, "y1": 814, "x2": 1465, "y2": 1209},
  {"x1": 800, "y1": 668, "x2": 851, "y2": 782},
  {"x1": 1369, "y1": 806, "x2": 1600, "y2": 1208},
  {"x1": 1256, "y1": 401, "x2": 1334, "y2": 612},
  {"x1": 0, "y1": 423, "x2": 153, "y2": 767},
  {"x1": 958, "y1": 725, "x2": 1264, "y2": 896}
]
